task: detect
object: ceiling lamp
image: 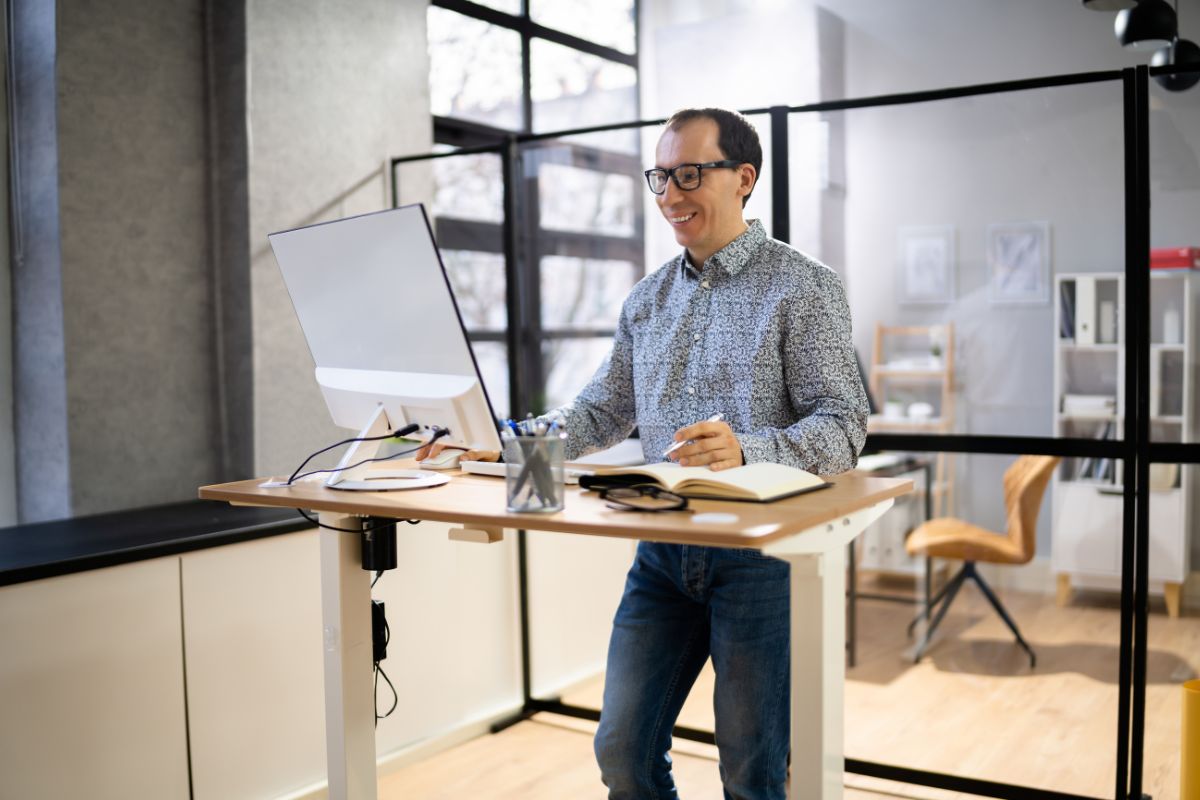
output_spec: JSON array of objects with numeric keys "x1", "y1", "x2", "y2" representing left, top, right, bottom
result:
[
  {"x1": 1115, "y1": 0, "x2": 1178, "y2": 50},
  {"x1": 1152, "y1": 36, "x2": 1200, "y2": 91},
  {"x1": 1082, "y1": 0, "x2": 1136, "y2": 10}
]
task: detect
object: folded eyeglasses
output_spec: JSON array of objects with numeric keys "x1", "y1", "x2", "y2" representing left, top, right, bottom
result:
[{"x1": 598, "y1": 484, "x2": 689, "y2": 513}]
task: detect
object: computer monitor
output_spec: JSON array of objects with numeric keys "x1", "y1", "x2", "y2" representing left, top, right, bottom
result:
[{"x1": 268, "y1": 204, "x2": 503, "y2": 490}]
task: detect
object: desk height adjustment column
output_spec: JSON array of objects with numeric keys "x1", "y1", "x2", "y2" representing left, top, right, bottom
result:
[
  {"x1": 318, "y1": 512, "x2": 379, "y2": 800},
  {"x1": 763, "y1": 499, "x2": 895, "y2": 800}
]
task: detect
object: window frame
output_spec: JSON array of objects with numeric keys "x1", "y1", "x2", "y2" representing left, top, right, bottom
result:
[{"x1": 424, "y1": 0, "x2": 642, "y2": 416}]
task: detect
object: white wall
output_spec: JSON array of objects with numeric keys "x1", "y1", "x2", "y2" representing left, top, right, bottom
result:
[
  {"x1": 640, "y1": 0, "x2": 1200, "y2": 556},
  {"x1": 828, "y1": 0, "x2": 1200, "y2": 551}
]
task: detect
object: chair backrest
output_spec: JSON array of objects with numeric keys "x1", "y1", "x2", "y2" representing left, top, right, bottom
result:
[{"x1": 1003, "y1": 455, "x2": 1062, "y2": 563}]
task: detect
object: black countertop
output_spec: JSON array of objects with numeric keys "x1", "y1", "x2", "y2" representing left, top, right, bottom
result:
[{"x1": 0, "y1": 500, "x2": 312, "y2": 587}]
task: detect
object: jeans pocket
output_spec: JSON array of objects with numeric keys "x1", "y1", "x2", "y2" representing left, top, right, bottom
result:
[{"x1": 729, "y1": 547, "x2": 780, "y2": 561}]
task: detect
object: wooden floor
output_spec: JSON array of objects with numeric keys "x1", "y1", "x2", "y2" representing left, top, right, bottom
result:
[{"x1": 381, "y1": 578, "x2": 1199, "y2": 799}]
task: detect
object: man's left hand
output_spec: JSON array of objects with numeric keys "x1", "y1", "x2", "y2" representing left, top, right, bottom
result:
[{"x1": 669, "y1": 420, "x2": 744, "y2": 471}]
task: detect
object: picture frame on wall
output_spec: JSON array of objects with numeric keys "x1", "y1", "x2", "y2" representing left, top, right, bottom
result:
[
  {"x1": 897, "y1": 225, "x2": 956, "y2": 305},
  {"x1": 987, "y1": 221, "x2": 1051, "y2": 305}
]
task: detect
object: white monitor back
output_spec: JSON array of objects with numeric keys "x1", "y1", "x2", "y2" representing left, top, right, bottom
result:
[{"x1": 267, "y1": 204, "x2": 501, "y2": 452}]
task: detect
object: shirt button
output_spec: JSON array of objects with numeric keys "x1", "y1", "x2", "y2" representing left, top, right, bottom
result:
[
  {"x1": 687, "y1": 387, "x2": 695, "y2": 395},
  {"x1": 701, "y1": 280, "x2": 711, "y2": 289},
  {"x1": 693, "y1": 333, "x2": 701, "y2": 341}
]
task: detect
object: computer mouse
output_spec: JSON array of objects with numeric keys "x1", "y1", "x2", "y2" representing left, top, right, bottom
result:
[{"x1": 418, "y1": 449, "x2": 463, "y2": 470}]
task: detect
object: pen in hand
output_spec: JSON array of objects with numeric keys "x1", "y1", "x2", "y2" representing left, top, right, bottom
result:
[{"x1": 662, "y1": 413, "x2": 725, "y2": 460}]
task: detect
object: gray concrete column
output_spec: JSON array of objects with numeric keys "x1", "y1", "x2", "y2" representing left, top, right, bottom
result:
[{"x1": 10, "y1": 0, "x2": 71, "y2": 523}]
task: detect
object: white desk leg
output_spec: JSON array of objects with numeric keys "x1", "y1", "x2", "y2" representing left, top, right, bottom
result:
[
  {"x1": 783, "y1": 548, "x2": 845, "y2": 800},
  {"x1": 763, "y1": 500, "x2": 894, "y2": 800},
  {"x1": 319, "y1": 513, "x2": 378, "y2": 800}
]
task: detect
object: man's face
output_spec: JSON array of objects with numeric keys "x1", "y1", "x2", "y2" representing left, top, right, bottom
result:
[{"x1": 653, "y1": 118, "x2": 755, "y2": 264}]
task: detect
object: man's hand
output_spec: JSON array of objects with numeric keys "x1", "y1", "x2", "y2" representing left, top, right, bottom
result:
[
  {"x1": 412, "y1": 441, "x2": 500, "y2": 463},
  {"x1": 668, "y1": 420, "x2": 744, "y2": 471}
]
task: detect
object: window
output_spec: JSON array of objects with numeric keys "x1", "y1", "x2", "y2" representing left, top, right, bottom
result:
[{"x1": 422, "y1": 0, "x2": 641, "y2": 418}]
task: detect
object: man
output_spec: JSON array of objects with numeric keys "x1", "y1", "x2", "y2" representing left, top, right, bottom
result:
[{"x1": 426, "y1": 108, "x2": 866, "y2": 799}]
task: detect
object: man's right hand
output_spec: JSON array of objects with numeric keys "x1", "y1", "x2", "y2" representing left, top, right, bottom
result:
[{"x1": 413, "y1": 441, "x2": 501, "y2": 463}]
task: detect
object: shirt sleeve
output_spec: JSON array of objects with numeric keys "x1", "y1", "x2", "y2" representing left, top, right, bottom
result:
[
  {"x1": 735, "y1": 268, "x2": 869, "y2": 475},
  {"x1": 541, "y1": 299, "x2": 639, "y2": 461}
]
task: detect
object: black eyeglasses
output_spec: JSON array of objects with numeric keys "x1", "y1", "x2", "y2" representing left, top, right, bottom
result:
[
  {"x1": 643, "y1": 160, "x2": 742, "y2": 195},
  {"x1": 599, "y1": 484, "x2": 689, "y2": 512}
]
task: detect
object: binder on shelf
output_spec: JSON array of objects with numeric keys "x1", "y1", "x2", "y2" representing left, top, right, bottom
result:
[
  {"x1": 1059, "y1": 281, "x2": 1075, "y2": 340},
  {"x1": 1076, "y1": 276, "x2": 1096, "y2": 346}
]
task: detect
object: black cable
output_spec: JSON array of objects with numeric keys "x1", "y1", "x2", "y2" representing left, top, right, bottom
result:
[
  {"x1": 287, "y1": 422, "x2": 420, "y2": 484},
  {"x1": 371, "y1": 569, "x2": 383, "y2": 588},
  {"x1": 375, "y1": 615, "x2": 397, "y2": 726},
  {"x1": 297, "y1": 509, "x2": 425, "y2": 533},
  {"x1": 289, "y1": 440, "x2": 431, "y2": 484}
]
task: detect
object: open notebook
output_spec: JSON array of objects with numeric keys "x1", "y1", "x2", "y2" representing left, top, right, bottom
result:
[{"x1": 580, "y1": 462, "x2": 830, "y2": 503}]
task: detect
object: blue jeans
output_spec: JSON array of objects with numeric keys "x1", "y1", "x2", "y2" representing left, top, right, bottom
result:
[{"x1": 594, "y1": 541, "x2": 790, "y2": 800}]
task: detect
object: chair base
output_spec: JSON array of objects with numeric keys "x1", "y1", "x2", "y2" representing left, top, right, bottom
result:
[{"x1": 907, "y1": 561, "x2": 1036, "y2": 668}]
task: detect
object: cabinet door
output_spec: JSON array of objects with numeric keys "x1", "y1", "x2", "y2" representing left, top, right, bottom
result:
[
  {"x1": 1052, "y1": 482, "x2": 1123, "y2": 576},
  {"x1": 0, "y1": 559, "x2": 190, "y2": 799},
  {"x1": 1147, "y1": 489, "x2": 1186, "y2": 583},
  {"x1": 181, "y1": 531, "x2": 326, "y2": 800}
]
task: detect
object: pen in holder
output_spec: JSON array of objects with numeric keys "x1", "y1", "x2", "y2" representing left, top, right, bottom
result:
[{"x1": 505, "y1": 435, "x2": 565, "y2": 513}]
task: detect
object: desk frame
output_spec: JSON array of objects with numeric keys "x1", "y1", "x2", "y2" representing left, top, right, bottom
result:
[{"x1": 201, "y1": 473, "x2": 908, "y2": 800}]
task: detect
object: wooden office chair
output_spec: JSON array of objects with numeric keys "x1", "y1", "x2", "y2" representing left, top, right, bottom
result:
[{"x1": 904, "y1": 455, "x2": 1060, "y2": 668}]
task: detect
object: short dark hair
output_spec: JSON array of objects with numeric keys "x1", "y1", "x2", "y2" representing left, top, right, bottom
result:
[{"x1": 664, "y1": 107, "x2": 762, "y2": 207}]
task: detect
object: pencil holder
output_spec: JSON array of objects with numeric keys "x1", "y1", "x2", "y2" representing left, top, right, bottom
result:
[{"x1": 505, "y1": 435, "x2": 565, "y2": 513}]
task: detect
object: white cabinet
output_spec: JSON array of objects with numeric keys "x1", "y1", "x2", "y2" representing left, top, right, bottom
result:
[
  {"x1": 1051, "y1": 271, "x2": 1195, "y2": 617},
  {"x1": 0, "y1": 559, "x2": 190, "y2": 799}
]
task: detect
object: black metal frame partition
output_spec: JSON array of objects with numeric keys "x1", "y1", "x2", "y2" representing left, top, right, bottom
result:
[{"x1": 391, "y1": 64, "x2": 1199, "y2": 800}]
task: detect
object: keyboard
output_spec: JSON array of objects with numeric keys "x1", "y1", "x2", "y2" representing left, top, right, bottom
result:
[{"x1": 460, "y1": 460, "x2": 594, "y2": 484}]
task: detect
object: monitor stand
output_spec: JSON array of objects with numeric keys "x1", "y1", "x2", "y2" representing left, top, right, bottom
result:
[{"x1": 326, "y1": 405, "x2": 449, "y2": 491}]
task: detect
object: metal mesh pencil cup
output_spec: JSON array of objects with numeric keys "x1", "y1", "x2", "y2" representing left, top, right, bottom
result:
[{"x1": 504, "y1": 435, "x2": 565, "y2": 513}]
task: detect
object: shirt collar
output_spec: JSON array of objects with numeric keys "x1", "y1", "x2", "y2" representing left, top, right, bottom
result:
[{"x1": 677, "y1": 219, "x2": 766, "y2": 280}]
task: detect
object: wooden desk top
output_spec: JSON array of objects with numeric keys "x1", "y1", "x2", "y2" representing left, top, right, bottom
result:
[{"x1": 199, "y1": 467, "x2": 910, "y2": 549}]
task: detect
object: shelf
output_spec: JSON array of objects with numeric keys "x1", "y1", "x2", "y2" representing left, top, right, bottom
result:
[
  {"x1": 868, "y1": 415, "x2": 947, "y2": 432},
  {"x1": 871, "y1": 367, "x2": 946, "y2": 379},
  {"x1": 1152, "y1": 415, "x2": 1184, "y2": 424},
  {"x1": 1058, "y1": 412, "x2": 1119, "y2": 421},
  {"x1": 1059, "y1": 342, "x2": 1121, "y2": 351},
  {"x1": 1150, "y1": 343, "x2": 1186, "y2": 351}
]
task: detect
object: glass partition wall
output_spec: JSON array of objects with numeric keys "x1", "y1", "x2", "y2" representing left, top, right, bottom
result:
[{"x1": 390, "y1": 65, "x2": 1196, "y2": 800}]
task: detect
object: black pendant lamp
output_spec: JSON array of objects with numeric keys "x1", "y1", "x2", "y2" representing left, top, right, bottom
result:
[
  {"x1": 1152, "y1": 0, "x2": 1200, "y2": 93},
  {"x1": 1083, "y1": 0, "x2": 1136, "y2": 10},
  {"x1": 1115, "y1": 0, "x2": 1178, "y2": 50}
]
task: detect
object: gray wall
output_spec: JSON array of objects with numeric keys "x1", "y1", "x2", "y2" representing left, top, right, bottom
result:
[
  {"x1": 0, "y1": 9, "x2": 14, "y2": 526},
  {"x1": 5, "y1": 0, "x2": 430, "y2": 520},
  {"x1": 56, "y1": 0, "x2": 220, "y2": 515},
  {"x1": 247, "y1": 0, "x2": 432, "y2": 476}
]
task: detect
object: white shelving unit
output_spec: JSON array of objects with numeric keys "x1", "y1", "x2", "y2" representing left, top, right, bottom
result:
[
  {"x1": 860, "y1": 323, "x2": 955, "y2": 578},
  {"x1": 1051, "y1": 271, "x2": 1195, "y2": 617}
]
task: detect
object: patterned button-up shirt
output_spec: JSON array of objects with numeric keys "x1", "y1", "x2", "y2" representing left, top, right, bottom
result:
[{"x1": 548, "y1": 219, "x2": 868, "y2": 475}]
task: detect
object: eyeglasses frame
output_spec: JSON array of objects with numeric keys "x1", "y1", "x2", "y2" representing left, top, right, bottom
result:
[
  {"x1": 643, "y1": 160, "x2": 744, "y2": 195},
  {"x1": 599, "y1": 483, "x2": 689, "y2": 512}
]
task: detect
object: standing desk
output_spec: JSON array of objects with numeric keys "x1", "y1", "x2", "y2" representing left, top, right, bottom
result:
[{"x1": 200, "y1": 468, "x2": 911, "y2": 800}]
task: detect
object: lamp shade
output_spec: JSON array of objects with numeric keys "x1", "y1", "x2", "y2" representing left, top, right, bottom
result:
[
  {"x1": 1083, "y1": 0, "x2": 1136, "y2": 10},
  {"x1": 1115, "y1": 0, "x2": 1178, "y2": 50},
  {"x1": 1152, "y1": 38, "x2": 1200, "y2": 91}
]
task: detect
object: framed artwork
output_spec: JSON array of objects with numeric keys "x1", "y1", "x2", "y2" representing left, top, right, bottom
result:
[
  {"x1": 988, "y1": 221, "x2": 1051, "y2": 305},
  {"x1": 897, "y1": 225, "x2": 955, "y2": 305}
]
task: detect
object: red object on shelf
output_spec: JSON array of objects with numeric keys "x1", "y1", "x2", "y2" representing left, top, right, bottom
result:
[{"x1": 1150, "y1": 246, "x2": 1200, "y2": 269}]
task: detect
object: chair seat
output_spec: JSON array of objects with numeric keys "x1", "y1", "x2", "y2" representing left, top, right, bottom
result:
[{"x1": 905, "y1": 518, "x2": 1030, "y2": 564}]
